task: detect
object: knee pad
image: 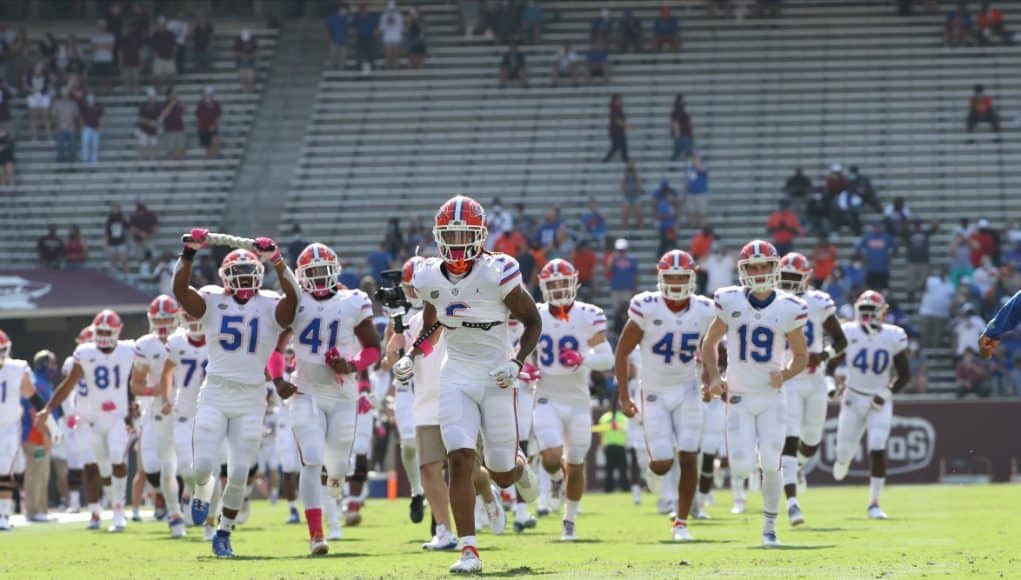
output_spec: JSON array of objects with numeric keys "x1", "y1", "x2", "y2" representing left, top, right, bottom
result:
[
  {"x1": 782, "y1": 436, "x2": 799, "y2": 457},
  {"x1": 145, "y1": 471, "x2": 161, "y2": 489}
]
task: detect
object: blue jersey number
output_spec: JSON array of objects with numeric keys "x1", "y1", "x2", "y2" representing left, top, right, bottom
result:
[
  {"x1": 76, "y1": 376, "x2": 87, "y2": 397},
  {"x1": 219, "y1": 316, "x2": 259, "y2": 353},
  {"x1": 94, "y1": 365, "x2": 122, "y2": 390},
  {"x1": 804, "y1": 320, "x2": 815, "y2": 348},
  {"x1": 180, "y1": 358, "x2": 208, "y2": 388},
  {"x1": 737, "y1": 325, "x2": 774, "y2": 363},
  {"x1": 650, "y1": 332, "x2": 700, "y2": 364},
  {"x1": 0, "y1": 381, "x2": 5, "y2": 403},
  {"x1": 852, "y1": 349, "x2": 890, "y2": 375},
  {"x1": 537, "y1": 334, "x2": 580, "y2": 367},
  {"x1": 298, "y1": 318, "x2": 341, "y2": 354}
]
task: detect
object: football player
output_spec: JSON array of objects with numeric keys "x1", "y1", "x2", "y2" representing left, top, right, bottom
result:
[
  {"x1": 58, "y1": 326, "x2": 96, "y2": 515},
  {"x1": 614, "y1": 250, "x2": 715, "y2": 542},
  {"x1": 531, "y1": 259, "x2": 612, "y2": 541},
  {"x1": 701, "y1": 240, "x2": 809, "y2": 547},
  {"x1": 0, "y1": 330, "x2": 52, "y2": 530},
  {"x1": 131, "y1": 294, "x2": 186, "y2": 537},
  {"x1": 173, "y1": 229, "x2": 299, "y2": 558},
  {"x1": 979, "y1": 289, "x2": 1021, "y2": 359},
  {"x1": 393, "y1": 195, "x2": 541, "y2": 574},
  {"x1": 286, "y1": 242, "x2": 379, "y2": 555},
  {"x1": 776, "y1": 253, "x2": 847, "y2": 526},
  {"x1": 829, "y1": 291, "x2": 910, "y2": 519},
  {"x1": 693, "y1": 344, "x2": 726, "y2": 520},
  {"x1": 40, "y1": 310, "x2": 136, "y2": 532}
]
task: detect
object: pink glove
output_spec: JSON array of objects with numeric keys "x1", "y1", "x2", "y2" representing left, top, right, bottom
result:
[
  {"x1": 358, "y1": 378, "x2": 371, "y2": 393},
  {"x1": 66, "y1": 415, "x2": 79, "y2": 430},
  {"x1": 101, "y1": 401, "x2": 118, "y2": 412},
  {"x1": 253, "y1": 236, "x2": 282, "y2": 264},
  {"x1": 357, "y1": 394, "x2": 373, "y2": 415},
  {"x1": 559, "y1": 349, "x2": 584, "y2": 369},
  {"x1": 183, "y1": 228, "x2": 209, "y2": 250},
  {"x1": 325, "y1": 347, "x2": 342, "y2": 367},
  {"x1": 519, "y1": 363, "x2": 541, "y2": 382}
]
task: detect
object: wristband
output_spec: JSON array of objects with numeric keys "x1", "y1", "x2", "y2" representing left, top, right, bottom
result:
[
  {"x1": 180, "y1": 247, "x2": 197, "y2": 261},
  {"x1": 350, "y1": 346, "x2": 380, "y2": 372},
  {"x1": 512, "y1": 358, "x2": 525, "y2": 371},
  {"x1": 267, "y1": 350, "x2": 285, "y2": 381}
]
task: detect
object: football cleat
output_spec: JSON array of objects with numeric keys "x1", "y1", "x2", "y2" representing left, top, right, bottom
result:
[
  {"x1": 515, "y1": 454, "x2": 539, "y2": 504},
  {"x1": 548, "y1": 477, "x2": 564, "y2": 512},
  {"x1": 86, "y1": 514, "x2": 101, "y2": 530},
  {"x1": 788, "y1": 503, "x2": 805, "y2": 527},
  {"x1": 485, "y1": 500, "x2": 506, "y2": 535},
  {"x1": 796, "y1": 469, "x2": 808, "y2": 494},
  {"x1": 632, "y1": 484, "x2": 642, "y2": 505},
  {"x1": 212, "y1": 530, "x2": 235, "y2": 558},
  {"x1": 0, "y1": 515, "x2": 10, "y2": 531},
  {"x1": 672, "y1": 523, "x2": 694, "y2": 542},
  {"x1": 537, "y1": 506, "x2": 550, "y2": 517},
  {"x1": 191, "y1": 498, "x2": 210, "y2": 526},
  {"x1": 656, "y1": 496, "x2": 676, "y2": 515},
  {"x1": 832, "y1": 461, "x2": 850, "y2": 481},
  {"x1": 731, "y1": 500, "x2": 746, "y2": 515},
  {"x1": 310, "y1": 537, "x2": 329, "y2": 556},
  {"x1": 328, "y1": 523, "x2": 343, "y2": 541},
  {"x1": 691, "y1": 498, "x2": 710, "y2": 520},
  {"x1": 153, "y1": 504, "x2": 168, "y2": 522},
  {"x1": 203, "y1": 524, "x2": 216, "y2": 542},
  {"x1": 409, "y1": 494, "x2": 425, "y2": 524},
  {"x1": 868, "y1": 504, "x2": 888, "y2": 520},
  {"x1": 131, "y1": 510, "x2": 143, "y2": 523},
  {"x1": 108, "y1": 511, "x2": 127, "y2": 533},
  {"x1": 286, "y1": 506, "x2": 300, "y2": 524},
  {"x1": 344, "y1": 500, "x2": 363, "y2": 526},
  {"x1": 762, "y1": 531, "x2": 781, "y2": 548},
  {"x1": 449, "y1": 546, "x2": 483, "y2": 574},
  {"x1": 560, "y1": 519, "x2": 577, "y2": 542},
  {"x1": 169, "y1": 516, "x2": 187, "y2": 538},
  {"x1": 422, "y1": 524, "x2": 458, "y2": 551},
  {"x1": 237, "y1": 499, "x2": 251, "y2": 525},
  {"x1": 513, "y1": 513, "x2": 537, "y2": 533}
]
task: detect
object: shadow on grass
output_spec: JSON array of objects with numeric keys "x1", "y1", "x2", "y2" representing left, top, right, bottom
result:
[
  {"x1": 792, "y1": 527, "x2": 846, "y2": 533},
  {"x1": 485, "y1": 566, "x2": 553, "y2": 577},
  {"x1": 655, "y1": 539, "x2": 735, "y2": 545},
  {"x1": 746, "y1": 544, "x2": 836, "y2": 551}
]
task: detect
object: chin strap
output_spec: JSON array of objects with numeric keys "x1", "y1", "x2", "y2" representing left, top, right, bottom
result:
[{"x1": 584, "y1": 341, "x2": 615, "y2": 372}]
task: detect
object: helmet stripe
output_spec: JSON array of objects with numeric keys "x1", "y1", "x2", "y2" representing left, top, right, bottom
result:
[
  {"x1": 454, "y1": 197, "x2": 464, "y2": 221},
  {"x1": 673, "y1": 252, "x2": 680, "y2": 267}
]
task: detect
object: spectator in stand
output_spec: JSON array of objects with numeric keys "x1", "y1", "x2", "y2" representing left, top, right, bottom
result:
[
  {"x1": 235, "y1": 29, "x2": 259, "y2": 92},
  {"x1": 670, "y1": 94, "x2": 694, "y2": 161},
  {"x1": 972, "y1": 255, "x2": 1000, "y2": 303},
  {"x1": 285, "y1": 224, "x2": 307, "y2": 267},
  {"x1": 572, "y1": 239, "x2": 598, "y2": 301},
  {"x1": 586, "y1": 43, "x2": 612, "y2": 83},
  {"x1": 905, "y1": 218, "x2": 937, "y2": 302},
  {"x1": 856, "y1": 222, "x2": 897, "y2": 291},
  {"x1": 832, "y1": 185, "x2": 864, "y2": 236},
  {"x1": 766, "y1": 198, "x2": 802, "y2": 255},
  {"x1": 883, "y1": 196, "x2": 912, "y2": 241},
  {"x1": 969, "y1": 218, "x2": 999, "y2": 268},
  {"x1": 783, "y1": 167, "x2": 812, "y2": 217},
  {"x1": 824, "y1": 266, "x2": 851, "y2": 310},
  {"x1": 354, "y1": 3, "x2": 379, "y2": 73},
  {"x1": 956, "y1": 349, "x2": 990, "y2": 398},
  {"x1": 652, "y1": 5, "x2": 680, "y2": 51},
  {"x1": 136, "y1": 87, "x2": 161, "y2": 160},
  {"x1": 90, "y1": 20, "x2": 116, "y2": 93},
  {"x1": 366, "y1": 242, "x2": 393, "y2": 283},
  {"x1": 684, "y1": 152, "x2": 709, "y2": 227},
  {"x1": 606, "y1": 238, "x2": 639, "y2": 329},
  {"x1": 603, "y1": 95, "x2": 629, "y2": 162},
  {"x1": 167, "y1": 11, "x2": 190, "y2": 74},
  {"x1": 690, "y1": 226, "x2": 715, "y2": 294},
  {"x1": 51, "y1": 87, "x2": 79, "y2": 163},
  {"x1": 515, "y1": 203, "x2": 537, "y2": 241},
  {"x1": 193, "y1": 14, "x2": 214, "y2": 73},
  {"x1": 903, "y1": 339, "x2": 928, "y2": 394},
  {"x1": 977, "y1": 1, "x2": 1010, "y2": 45},
  {"x1": 65, "y1": 225, "x2": 88, "y2": 270},
  {"x1": 966, "y1": 84, "x2": 1000, "y2": 136},
  {"x1": 580, "y1": 198, "x2": 607, "y2": 246},
  {"x1": 159, "y1": 87, "x2": 186, "y2": 160},
  {"x1": 955, "y1": 301, "x2": 986, "y2": 359},
  {"x1": 520, "y1": 0, "x2": 545, "y2": 44},
  {"x1": 493, "y1": 227, "x2": 527, "y2": 257},
  {"x1": 0, "y1": 126, "x2": 14, "y2": 186},
  {"x1": 118, "y1": 21, "x2": 143, "y2": 94},
  {"x1": 847, "y1": 165, "x2": 882, "y2": 213},
  {"x1": 824, "y1": 163, "x2": 848, "y2": 199},
  {"x1": 105, "y1": 203, "x2": 129, "y2": 272},
  {"x1": 23, "y1": 60, "x2": 52, "y2": 141},
  {"x1": 590, "y1": 8, "x2": 613, "y2": 47},
  {"x1": 949, "y1": 233, "x2": 974, "y2": 285},
  {"x1": 129, "y1": 200, "x2": 159, "y2": 260},
  {"x1": 810, "y1": 235, "x2": 838, "y2": 288},
  {"x1": 703, "y1": 243, "x2": 736, "y2": 295},
  {"x1": 498, "y1": 42, "x2": 527, "y2": 88},
  {"x1": 0, "y1": 79, "x2": 12, "y2": 132},
  {"x1": 406, "y1": 7, "x2": 428, "y2": 69},
  {"x1": 652, "y1": 179, "x2": 679, "y2": 213},
  {"x1": 379, "y1": 1, "x2": 404, "y2": 70},
  {"x1": 195, "y1": 86, "x2": 222, "y2": 159},
  {"x1": 620, "y1": 161, "x2": 644, "y2": 229},
  {"x1": 486, "y1": 197, "x2": 513, "y2": 238},
  {"x1": 78, "y1": 89, "x2": 104, "y2": 166},
  {"x1": 517, "y1": 240, "x2": 540, "y2": 294},
  {"x1": 617, "y1": 9, "x2": 643, "y2": 52},
  {"x1": 945, "y1": 1, "x2": 975, "y2": 46},
  {"x1": 105, "y1": 1, "x2": 124, "y2": 57},
  {"x1": 551, "y1": 43, "x2": 580, "y2": 86},
  {"x1": 656, "y1": 189, "x2": 678, "y2": 256},
  {"x1": 383, "y1": 217, "x2": 404, "y2": 257},
  {"x1": 130, "y1": 2, "x2": 151, "y2": 51},
  {"x1": 1005, "y1": 239, "x2": 1021, "y2": 272},
  {"x1": 536, "y1": 209, "x2": 561, "y2": 249},
  {"x1": 37, "y1": 225, "x2": 65, "y2": 268}
]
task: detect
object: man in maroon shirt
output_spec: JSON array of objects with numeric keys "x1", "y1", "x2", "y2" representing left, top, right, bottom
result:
[
  {"x1": 119, "y1": 21, "x2": 143, "y2": 94},
  {"x1": 195, "y1": 86, "x2": 222, "y2": 158},
  {"x1": 159, "y1": 87, "x2": 186, "y2": 160},
  {"x1": 150, "y1": 17, "x2": 177, "y2": 88},
  {"x1": 136, "y1": 87, "x2": 161, "y2": 160},
  {"x1": 79, "y1": 90, "x2": 105, "y2": 165}
]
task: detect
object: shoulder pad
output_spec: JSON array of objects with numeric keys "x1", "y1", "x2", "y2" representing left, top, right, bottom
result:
[{"x1": 199, "y1": 284, "x2": 224, "y2": 296}]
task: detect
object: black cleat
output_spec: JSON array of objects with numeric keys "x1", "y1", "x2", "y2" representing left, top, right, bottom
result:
[{"x1": 410, "y1": 494, "x2": 425, "y2": 523}]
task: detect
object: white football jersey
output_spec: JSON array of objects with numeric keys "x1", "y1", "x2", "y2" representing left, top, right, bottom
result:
[
  {"x1": 535, "y1": 301, "x2": 607, "y2": 400},
  {"x1": 628, "y1": 291, "x2": 715, "y2": 392},
  {"x1": 713, "y1": 287, "x2": 807, "y2": 394},
  {"x1": 291, "y1": 289, "x2": 373, "y2": 390},
  {"x1": 74, "y1": 340, "x2": 135, "y2": 418},
  {"x1": 200, "y1": 285, "x2": 284, "y2": 385},
  {"x1": 404, "y1": 308, "x2": 447, "y2": 427},
  {"x1": 787, "y1": 289, "x2": 837, "y2": 380},
  {"x1": 133, "y1": 333, "x2": 169, "y2": 415},
  {"x1": 840, "y1": 323, "x2": 908, "y2": 395},
  {"x1": 61, "y1": 355, "x2": 84, "y2": 417},
  {"x1": 0, "y1": 359, "x2": 30, "y2": 426},
  {"x1": 166, "y1": 330, "x2": 208, "y2": 417},
  {"x1": 412, "y1": 254, "x2": 521, "y2": 367}
]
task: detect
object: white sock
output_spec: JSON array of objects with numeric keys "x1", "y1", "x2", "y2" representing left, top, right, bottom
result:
[
  {"x1": 218, "y1": 514, "x2": 234, "y2": 532},
  {"x1": 781, "y1": 456, "x2": 798, "y2": 488},
  {"x1": 111, "y1": 475, "x2": 127, "y2": 510},
  {"x1": 299, "y1": 466, "x2": 322, "y2": 510},
  {"x1": 69, "y1": 490, "x2": 81, "y2": 510},
  {"x1": 195, "y1": 476, "x2": 215, "y2": 503},
  {"x1": 461, "y1": 535, "x2": 477, "y2": 549},
  {"x1": 288, "y1": 500, "x2": 297, "y2": 511},
  {"x1": 322, "y1": 489, "x2": 340, "y2": 528},
  {"x1": 869, "y1": 477, "x2": 885, "y2": 504},
  {"x1": 786, "y1": 496, "x2": 799, "y2": 509},
  {"x1": 103, "y1": 484, "x2": 113, "y2": 505},
  {"x1": 762, "y1": 469, "x2": 782, "y2": 516},
  {"x1": 730, "y1": 476, "x2": 745, "y2": 501},
  {"x1": 89, "y1": 502, "x2": 101, "y2": 516},
  {"x1": 763, "y1": 510, "x2": 777, "y2": 534},
  {"x1": 401, "y1": 445, "x2": 424, "y2": 496},
  {"x1": 209, "y1": 478, "x2": 223, "y2": 521},
  {"x1": 0, "y1": 498, "x2": 11, "y2": 516},
  {"x1": 161, "y1": 470, "x2": 180, "y2": 517},
  {"x1": 564, "y1": 500, "x2": 580, "y2": 522}
]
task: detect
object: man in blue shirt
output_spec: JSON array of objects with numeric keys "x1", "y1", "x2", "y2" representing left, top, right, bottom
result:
[
  {"x1": 607, "y1": 238, "x2": 638, "y2": 331},
  {"x1": 22, "y1": 351, "x2": 60, "y2": 522},
  {"x1": 365, "y1": 242, "x2": 393, "y2": 283},
  {"x1": 353, "y1": 4, "x2": 378, "y2": 72},
  {"x1": 326, "y1": 4, "x2": 350, "y2": 69},
  {"x1": 980, "y1": 290, "x2": 1021, "y2": 358},
  {"x1": 855, "y1": 222, "x2": 897, "y2": 291},
  {"x1": 536, "y1": 210, "x2": 561, "y2": 249},
  {"x1": 685, "y1": 153, "x2": 709, "y2": 228},
  {"x1": 580, "y1": 198, "x2": 607, "y2": 246},
  {"x1": 656, "y1": 192, "x2": 678, "y2": 256}
]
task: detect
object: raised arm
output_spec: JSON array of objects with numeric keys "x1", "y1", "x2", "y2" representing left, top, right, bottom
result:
[{"x1": 174, "y1": 228, "x2": 208, "y2": 318}]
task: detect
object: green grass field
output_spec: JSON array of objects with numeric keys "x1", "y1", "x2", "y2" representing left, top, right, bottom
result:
[{"x1": 2, "y1": 485, "x2": 1017, "y2": 578}]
